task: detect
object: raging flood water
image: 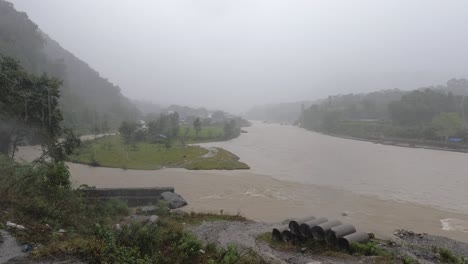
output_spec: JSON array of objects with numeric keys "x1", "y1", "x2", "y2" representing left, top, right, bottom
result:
[
  {"x1": 199, "y1": 122, "x2": 468, "y2": 216},
  {"x1": 15, "y1": 123, "x2": 468, "y2": 242}
]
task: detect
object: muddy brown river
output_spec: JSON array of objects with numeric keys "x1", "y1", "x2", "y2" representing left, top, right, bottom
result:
[{"x1": 16, "y1": 123, "x2": 468, "y2": 242}]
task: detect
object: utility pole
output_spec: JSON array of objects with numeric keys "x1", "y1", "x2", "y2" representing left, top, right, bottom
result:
[{"x1": 48, "y1": 87, "x2": 52, "y2": 134}]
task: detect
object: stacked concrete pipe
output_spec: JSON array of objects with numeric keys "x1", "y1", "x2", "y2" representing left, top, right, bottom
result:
[
  {"x1": 337, "y1": 232, "x2": 370, "y2": 251},
  {"x1": 281, "y1": 229, "x2": 295, "y2": 243},
  {"x1": 310, "y1": 220, "x2": 342, "y2": 241},
  {"x1": 288, "y1": 216, "x2": 316, "y2": 235},
  {"x1": 298, "y1": 217, "x2": 328, "y2": 238},
  {"x1": 272, "y1": 225, "x2": 288, "y2": 242},
  {"x1": 271, "y1": 216, "x2": 369, "y2": 249},
  {"x1": 325, "y1": 224, "x2": 356, "y2": 245}
]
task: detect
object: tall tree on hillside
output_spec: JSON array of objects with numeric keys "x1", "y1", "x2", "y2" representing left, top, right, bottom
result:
[
  {"x1": 193, "y1": 118, "x2": 202, "y2": 138},
  {"x1": 0, "y1": 55, "x2": 79, "y2": 160}
]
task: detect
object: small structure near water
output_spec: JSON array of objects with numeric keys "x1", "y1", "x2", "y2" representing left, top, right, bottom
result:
[{"x1": 82, "y1": 187, "x2": 182, "y2": 207}]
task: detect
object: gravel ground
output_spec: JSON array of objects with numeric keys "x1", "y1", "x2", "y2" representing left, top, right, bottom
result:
[
  {"x1": 3, "y1": 221, "x2": 467, "y2": 263},
  {"x1": 189, "y1": 221, "x2": 468, "y2": 264},
  {"x1": 189, "y1": 220, "x2": 379, "y2": 264},
  {"x1": 0, "y1": 230, "x2": 27, "y2": 264},
  {"x1": 378, "y1": 229, "x2": 468, "y2": 263}
]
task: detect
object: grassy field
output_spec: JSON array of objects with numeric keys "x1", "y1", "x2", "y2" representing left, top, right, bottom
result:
[
  {"x1": 180, "y1": 124, "x2": 225, "y2": 143},
  {"x1": 68, "y1": 135, "x2": 249, "y2": 170},
  {"x1": 185, "y1": 148, "x2": 249, "y2": 170}
]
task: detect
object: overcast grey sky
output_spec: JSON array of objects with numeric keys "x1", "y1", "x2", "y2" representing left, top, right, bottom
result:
[{"x1": 10, "y1": 0, "x2": 468, "y2": 112}]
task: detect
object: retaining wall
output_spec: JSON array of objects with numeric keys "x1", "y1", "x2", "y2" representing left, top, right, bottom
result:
[{"x1": 82, "y1": 187, "x2": 174, "y2": 207}]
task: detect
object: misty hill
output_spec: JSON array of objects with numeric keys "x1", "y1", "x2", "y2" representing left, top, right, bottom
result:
[
  {"x1": 301, "y1": 79, "x2": 468, "y2": 124},
  {"x1": 301, "y1": 79, "x2": 468, "y2": 142},
  {"x1": 244, "y1": 101, "x2": 314, "y2": 123},
  {"x1": 0, "y1": 0, "x2": 140, "y2": 132},
  {"x1": 134, "y1": 101, "x2": 233, "y2": 121}
]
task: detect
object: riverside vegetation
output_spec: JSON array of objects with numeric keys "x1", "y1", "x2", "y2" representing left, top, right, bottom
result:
[
  {"x1": 68, "y1": 113, "x2": 250, "y2": 170},
  {"x1": 299, "y1": 80, "x2": 468, "y2": 148}
]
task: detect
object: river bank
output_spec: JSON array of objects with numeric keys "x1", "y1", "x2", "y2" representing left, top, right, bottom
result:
[
  {"x1": 14, "y1": 122, "x2": 468, "y2": 244},
  {"x1": 321, "y1": 132, "x2": 468, "y2": 154},
  {"x1": 64, "y1": 163, "x2": 468, "y2": 244}
]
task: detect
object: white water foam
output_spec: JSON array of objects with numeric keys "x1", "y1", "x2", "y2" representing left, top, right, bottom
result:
[{"x1": 440, "y1": 218, "x2": 468, "y2": 233}]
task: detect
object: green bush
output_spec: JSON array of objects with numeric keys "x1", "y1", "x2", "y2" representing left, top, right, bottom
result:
[
  {"x1": 1, "y1": 156, "x2": 265, "y2": 264},
  {"x1": 438, "y1": 248, "x2": 466, "y2": 264},
  {"x1": 403, "y1": 256, "x2": 418, "y2": 264}
]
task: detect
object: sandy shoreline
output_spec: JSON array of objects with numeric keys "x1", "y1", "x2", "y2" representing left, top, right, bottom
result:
[{"x1": 67, "y1": 163, "x2": 468, "y2": 243}]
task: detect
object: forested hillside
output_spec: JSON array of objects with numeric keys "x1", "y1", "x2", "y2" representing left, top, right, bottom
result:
[
  {"x1": 0, "y1": 0, "x2": 140, "y2": 133},
  {"x1": 301, "y1": 79, "x2": 468, "y2": 142}
]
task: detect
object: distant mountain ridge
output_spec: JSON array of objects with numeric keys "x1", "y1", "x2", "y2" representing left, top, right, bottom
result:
[{"x1": 244, "y1": 101, "x2": 314, "y2": 123}]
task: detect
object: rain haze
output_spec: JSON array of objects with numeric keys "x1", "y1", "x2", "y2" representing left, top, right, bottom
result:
[
  {"x1": 4, "y1": 0, "x2": 468, "y2": 261},
  {"x1": 9, "y1": 0, "x2": 468, "y2": 113}
]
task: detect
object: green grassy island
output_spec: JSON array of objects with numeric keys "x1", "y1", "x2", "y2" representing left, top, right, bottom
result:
[{"x1": 68, "y1": 133, "x2": 249, "y2": 170}]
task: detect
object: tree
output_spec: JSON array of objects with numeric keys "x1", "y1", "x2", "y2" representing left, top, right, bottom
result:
[
  {"x1": 170, "y1": 112, "x2": 180, "y2": 138},
  {"x1": 193, "y1": 118, "x2": 202, "y2": 138},
  {"x1": 179, "y1": 127, "x2": 190, "y2": 148},
  {"x1": 223, "y1": 119, "x2": 240, "y2": 140},
  {"x1": 431, "y1": 112, "x2": 464, "y2": 142},
  {"x1": 118, "y1": 121, "x2": 136, "y2": 144},
  {"x1": 0, "y1": 56, "x2": 67, "y2": 159},
  {"x1": 164, "y1": 138, "x2": 172, "y2": 151}
]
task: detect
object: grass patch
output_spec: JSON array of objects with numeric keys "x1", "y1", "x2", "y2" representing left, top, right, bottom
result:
[
  {"x1": 403, "y1": 256, "x2": 418, "y2": 264},
  {"x1": 350, "y1": 241, "x2": 390, "y2": 257},
  {"x1": 257, "y1": 232, "x2": 401, "y2": 263},
  {"x1": 185, "y1": 148, "x2": 250, "y2": 170},
  {"x1": 68, "y1": 135, "x2": 249, "y2": 170},
  {"x1": 438, "y1": 248, "x2": 467, "y2": 264},
  {"x1": 181, "y1": 125, "x2": 225, "y2": 144},
  {"x1": 170, "y1": 211, "x2": 247, "y2": 225}
]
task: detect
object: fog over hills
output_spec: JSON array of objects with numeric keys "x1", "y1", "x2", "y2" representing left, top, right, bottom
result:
[
  {"x1": 9, "y1": 0, "x2": 468, "y2": 113},
  {"x1": 0, "y1": 0, "x2": 140, "y2": 131}
]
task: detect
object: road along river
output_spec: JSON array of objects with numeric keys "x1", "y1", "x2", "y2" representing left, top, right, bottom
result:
[{"x1": 16, "y1": 123, "x2": 468, "y2": 242}]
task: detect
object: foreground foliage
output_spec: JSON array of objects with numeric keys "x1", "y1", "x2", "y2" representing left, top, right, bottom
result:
[{"x1": 0, "y1": 156, "x2": 263, "y2": 263}]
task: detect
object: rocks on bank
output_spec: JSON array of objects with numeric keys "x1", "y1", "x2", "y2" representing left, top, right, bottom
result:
[{"x1": 160, "y1": 191, "x2": 188, "y2": 209}]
